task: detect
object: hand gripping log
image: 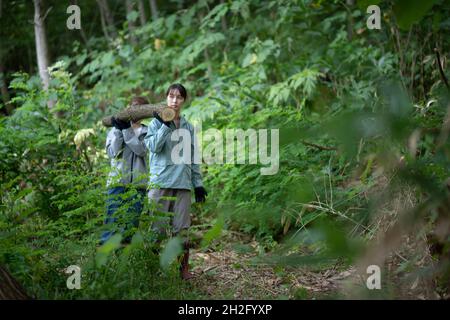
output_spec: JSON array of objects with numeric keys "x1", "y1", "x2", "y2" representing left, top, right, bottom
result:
[{"x1": 101, "y1": 103, "x2": 176, "y2": 127}]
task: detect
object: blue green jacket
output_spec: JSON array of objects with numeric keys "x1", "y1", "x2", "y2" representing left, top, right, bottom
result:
[{"x1": 144, "y1": 116, "x2": 203, "y2": 190}]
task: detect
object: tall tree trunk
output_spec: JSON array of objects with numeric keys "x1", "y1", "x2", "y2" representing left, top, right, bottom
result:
[
  {"x1": 0, "y1": 265, "x2": 31, "y2": 300},
  {"x1": 149, "y1": 0, "x2": 158, "y2": 21},
  {"x1": 33, "y1": 0, "x2": 50, "y2": 91},
  {"x1": 96, "y1": 0, "x2": 117, "y2": 39},
  {"x1": 346, "y1": 0, "x2": 354, "y2": 41},
  {"x1": 220, "y1": 0, "x2": 227, "y2": 32},
  {"x1": 98, "y1": 1, "x2": 111, "y2": 41},
  {"x1": 126, "y1": 0, "x2": 138, "y2": 45},
  {"x1": 0, "y1": 61, "x2": 12, "y2": 115},
  {"x1": 79, "y1": 24, "x2": 89, "y2": 47},
  {"x1": 138, "y1": 0, "x2": 147, "y2": 26},
  {"x1": 204, "y1": 48, "x2": 213, "y2": 82},
  {"x1": 199, "y1": 11, "x2": 214, "y2": 83}
]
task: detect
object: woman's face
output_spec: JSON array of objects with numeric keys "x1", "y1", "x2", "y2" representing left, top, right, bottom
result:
[{"x1": 167, "y1": 89, "x2": 185, "y2": 113}]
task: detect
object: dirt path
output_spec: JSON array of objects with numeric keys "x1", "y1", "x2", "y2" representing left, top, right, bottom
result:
[{"x1": 187, "y1": 231, "x2": 357, "y2": 299}]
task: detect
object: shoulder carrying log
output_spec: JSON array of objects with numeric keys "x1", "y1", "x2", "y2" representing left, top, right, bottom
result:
[{"x1": 102, "y1": 103, "x2": 176, "y2": 127}]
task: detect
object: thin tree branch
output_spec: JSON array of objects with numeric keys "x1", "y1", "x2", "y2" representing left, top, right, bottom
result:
[
  {"x1": 300, "y1": 140, "x2": 337, "y2": 151},
  {"x1": 41, "y1": 6, "x2": 52, "y2": 22},
  {"x1": 434, "y1": 47, "x2": 450, "y2": 91}
]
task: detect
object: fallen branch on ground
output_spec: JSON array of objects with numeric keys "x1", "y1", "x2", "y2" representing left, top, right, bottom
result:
[{"x1": 300, "y1": 140, "x2": 338, "y2": 151}]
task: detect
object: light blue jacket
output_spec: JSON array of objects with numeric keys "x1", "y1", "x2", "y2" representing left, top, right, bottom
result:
[{"x1": 144, "y1": 116, "x2": 203, "y2": 190}]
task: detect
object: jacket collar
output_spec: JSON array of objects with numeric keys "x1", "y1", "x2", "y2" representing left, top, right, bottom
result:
[
  {"x1": 179, "y1": 115, "x2": 187, "y2": 127},
  {"x1": 170, "y1": 115, "x2": 187, "y2": 129}
]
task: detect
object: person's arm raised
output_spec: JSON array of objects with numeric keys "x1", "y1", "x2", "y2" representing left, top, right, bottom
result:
[
  {"x1": 144, "y1": 118, "x2": 172, "y2": 154},
  {"x1": 122, "y1": 127, "x2": 147, "y2": 157},
  {"x1": 106, "y1": 128, "x2": 124, "y2": 158}
]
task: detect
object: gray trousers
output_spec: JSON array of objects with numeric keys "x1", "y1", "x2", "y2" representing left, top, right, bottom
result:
[{"x1": 148, "y1": 188, "x2": 191, "y2": 237}]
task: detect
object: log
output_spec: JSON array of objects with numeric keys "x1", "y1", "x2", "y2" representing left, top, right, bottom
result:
[
  {"x1": 102, "y1": 103, "x2": 176, "y2": 127},
  {"x1": 0, "y1": 265, "x2": 31, "y2": 300}
]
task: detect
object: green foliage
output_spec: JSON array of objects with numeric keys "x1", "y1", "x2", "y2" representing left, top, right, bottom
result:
[
  {"x1": 393, "y1": 0, "x2": 439, "y2": 30},
  {"x1": 1, "y1": 0, "x2": 450, "y2": 299},
  {"x1": 160, "y1": 237, "x2": 183, "y2": 271},
  {"x1": 201, "y1": 215, "x2": 224, "y2": 248}
]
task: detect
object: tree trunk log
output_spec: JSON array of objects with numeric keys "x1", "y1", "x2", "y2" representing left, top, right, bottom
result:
[
  {"x1": 97, "y1": 0, "x2": 111, "y2": 40},
  {"x1": 149, "y1": 0, "x2": 158, "y2": 21},
  {"x1": 96, "y1": 0, "x2": 117, "y2": 39},
  {"x1": 33, "y1": 0, "x2": 57, "y2": 110},
  {"x1": 138, "y1": 0, "x2": 147, "y2": 26},
  {"x1": 72, "y1": 0, "x2": 90, "y2": 47},
  {"x1": 33, "y1": 0, "x2": 50, "y2": 91},
  {"x1": 346, "y1": 0, "x2": 355, "y2": 41},
  {"x1": 102, "y1": 103, "x2": 176, "y2": 127},
  {"x1": 0, "y1": 61, "x2": 13, "y2": 115},
  {"x1": 0, "y1": 265, "x2": 31, "y2": 300},
  {"x1": 126, "y1": 0, "x2": 138, "y2": 45}
]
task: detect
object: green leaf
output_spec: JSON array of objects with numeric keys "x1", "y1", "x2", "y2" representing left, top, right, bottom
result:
[
  {"x1": 268, "y1": 82, "x2": 291, "y2": 106},
  {"x1": 201, "y1": 3, "x2": 229, "y2": 29},
  {"x1": 126, "y1": 10, "x2": 139, "y2": 23},
  {"x1": 230, "y1": 0, "x2": 249, "y2": 19},
  {"x1": 95, "y1": 234, "x2": 122, "y2": 267},
  {"x1": 130, "y1": 231, "x2": 144, "y2": 246},
  {"x1": 201, "y1": 216, "x2": 224, "y2": 248},
  {"x1": 101, "y1": 52, "x2": 115, "y2": 67},
  {"x1": 75, "y1": 53, "x2": 87, "y2": 66},
  {"x1": 242, "y1": 53, "x2": 257, "y2": 68},
  {"x1": 356, "y1": 0, "x2": 381, "y2": 11},
  {"x1": 159, "y1": 237, "x2": 183, "y2": 271},
  {"x1": 179, "y1": 32, "x2": 225, "y2": 65},
  {"x1": 393, "y1": 0, "x2": 438, "y2": 30},
  {"x1": 121, "y1": 232, "x2": 145, "y2": 256}
]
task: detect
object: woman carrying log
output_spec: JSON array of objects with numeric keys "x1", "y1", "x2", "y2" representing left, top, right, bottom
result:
[
  {"x1": 144, "y1": 83, "x2": 208, "y2": 280},
  {"x1": 100, "y1": 96, "x2": 150, "y2": 245}
]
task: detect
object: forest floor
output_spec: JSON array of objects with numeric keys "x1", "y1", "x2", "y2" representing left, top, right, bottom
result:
[
  {"x1": 185, "y1": 230, "x2": 359, "y2": 300},
  {"x1": 181, "y1": 224, "x2": 439, "y2": 300}
]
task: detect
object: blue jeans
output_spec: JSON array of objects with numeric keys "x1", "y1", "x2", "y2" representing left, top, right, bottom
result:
[{"x1": 100, "y1": 186, "x2": 146, "y2": 245}]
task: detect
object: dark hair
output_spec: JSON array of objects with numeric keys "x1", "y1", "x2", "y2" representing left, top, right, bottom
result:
[
  {"x1": 130, "y1": 96, "x2": 149, "y2": 106},
  {"x1": 166, "y1": 83, "x2": 187, "y2": 100}
]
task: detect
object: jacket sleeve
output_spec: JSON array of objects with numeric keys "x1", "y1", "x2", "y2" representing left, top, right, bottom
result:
[
  {"x1": 106, "y1": 128, "x2": 124, "y2": 158},
  {"x1": 122, "y1": 127, "x2": 147, "y2": 157},
  {"x1": 190, "y1": 124, "x2": 203, "y2": 188},
  {"x1": 144, "y1": 119, "x2": 172, "y2": 154}
]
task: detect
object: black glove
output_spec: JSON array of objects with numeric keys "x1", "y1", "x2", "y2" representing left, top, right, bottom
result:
[
  {"x1": 153, "y1": 111, "x2": 173, "y2": 128},
  {"x1": 112, "y1": 117, "x2": 131, "y2": 130},
  {"x1": 194, "y1": 187, "x2": 208, "y2": 203}
]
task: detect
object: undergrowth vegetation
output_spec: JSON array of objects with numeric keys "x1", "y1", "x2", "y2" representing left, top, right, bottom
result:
[{"x1": 1, "y1": 0, "x2": 449, "y2": 299}]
